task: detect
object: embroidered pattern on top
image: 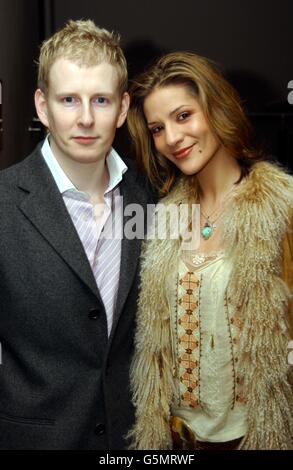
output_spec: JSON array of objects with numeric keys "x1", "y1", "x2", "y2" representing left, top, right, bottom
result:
[{"x1": 177, "y1": 270, "x2": 201, "y2": 408}]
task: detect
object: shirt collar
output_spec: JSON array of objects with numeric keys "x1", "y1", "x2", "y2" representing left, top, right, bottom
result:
[
  {"x1": 41, "y1": 136, "x2": 128, "y2": 195},
  {"x1": 106, "y1": 147, "x2": 128, "y2": 193}
]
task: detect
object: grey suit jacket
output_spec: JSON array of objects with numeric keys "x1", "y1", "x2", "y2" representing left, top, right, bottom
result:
[{"x1": 0, "y1": 145, "x2": 154, "y2": 450}]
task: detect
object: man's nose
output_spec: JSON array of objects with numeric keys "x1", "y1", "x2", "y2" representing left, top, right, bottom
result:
[{"x1": 78, "y1": 102, "x2": 94, "y2": 127}]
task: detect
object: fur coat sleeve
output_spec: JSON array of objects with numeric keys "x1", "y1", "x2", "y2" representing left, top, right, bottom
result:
[{"x1": 282, "y1": 211, "x2": 293, "y2": 336}]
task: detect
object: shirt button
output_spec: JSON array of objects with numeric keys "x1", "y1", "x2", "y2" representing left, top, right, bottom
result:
[
  {"x1": 94, "y1": 423, "x2": 106, "y2": 436},
  {"x1": 88, "y1": 308, "x2": 99, "y2": 320}
]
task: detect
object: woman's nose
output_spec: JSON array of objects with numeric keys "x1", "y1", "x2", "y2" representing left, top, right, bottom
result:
[{"x1": 165, "y1": 124, "x2": 183, "y2": 147}]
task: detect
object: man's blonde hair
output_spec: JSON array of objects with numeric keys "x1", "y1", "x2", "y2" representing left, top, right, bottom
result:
[{"x1": 37, "y1": 19, "x2": 128, "y2": 95}]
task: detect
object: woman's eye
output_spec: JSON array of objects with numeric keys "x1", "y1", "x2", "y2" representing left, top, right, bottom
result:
[
  {"x1": 178, "y1": 112, "x2": 190, "y2": 121},
  {"x1": 150, "y1": 126, "x2": 162, "y2": 135}
]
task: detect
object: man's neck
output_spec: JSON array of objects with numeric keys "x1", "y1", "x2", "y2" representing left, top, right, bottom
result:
[
  {"x1": 61, "y1": 158, "x2": 109, "y2": 204},
  {"x1": 48, "y1": 137, "x2": 110, "y2": 204}
]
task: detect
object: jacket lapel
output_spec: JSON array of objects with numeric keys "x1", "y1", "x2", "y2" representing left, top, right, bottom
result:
[
  {"x1": 109, "y1": 168, "x2": 151, "y2": 338},
  {"x1": 16, "y1": 149, "x2": 101, "y2": 302}
]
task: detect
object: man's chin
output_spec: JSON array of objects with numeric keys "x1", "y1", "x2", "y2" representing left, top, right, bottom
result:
[
  {"x1": 70, "y1": 153, "x2": 106, "y2": 164},
  {"x1": 67, "y1": 143, "x2": 106, "y2": 163}
]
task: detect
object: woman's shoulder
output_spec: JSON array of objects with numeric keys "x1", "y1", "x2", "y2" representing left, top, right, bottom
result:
[
  {"x1": 249, "y1": 160, "x2": 293, "y2": 186},
  {"x1": 240, "y1": 160, "x2": 293, "y2": 207}
]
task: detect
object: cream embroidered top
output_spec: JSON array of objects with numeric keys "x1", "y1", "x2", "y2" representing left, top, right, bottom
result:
[{"x1": 171, "y1": 253, "x2": 247, "y2": 442}]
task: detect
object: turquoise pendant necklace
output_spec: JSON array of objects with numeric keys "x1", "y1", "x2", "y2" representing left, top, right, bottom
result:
[
  {"x1": 201, "y1": 217, "x2": 215, "y2": 240},
  {"x1": 200, "y1": 183, "x2": 237, "y2": 241},
  {"x1": 200, "y1": 205, "x2": 225, "y2": 240}
]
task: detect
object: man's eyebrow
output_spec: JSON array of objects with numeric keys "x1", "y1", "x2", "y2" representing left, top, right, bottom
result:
[{"x1": 54, "y1": 91, "x2": 115, "y2": 97}]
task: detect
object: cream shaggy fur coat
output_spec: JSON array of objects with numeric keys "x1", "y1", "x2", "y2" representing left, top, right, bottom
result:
[{"x1": 129, "y1": 162, "x2": 293, "y2": 450}]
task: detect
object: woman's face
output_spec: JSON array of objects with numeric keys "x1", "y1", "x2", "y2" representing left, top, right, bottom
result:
[{"x1": 143, "y1": 84, "x2": 224, "y2": 176}]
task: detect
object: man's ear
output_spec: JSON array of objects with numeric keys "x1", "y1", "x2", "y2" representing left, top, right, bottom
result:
[
  {"x1": 116, "y1": 92, "x2": 130, "y2": 129},
  {"x1": 34, "y1": 89, "x2": 49, "y2": 128}
]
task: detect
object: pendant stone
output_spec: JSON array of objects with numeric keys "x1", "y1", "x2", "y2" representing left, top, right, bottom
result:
[{"x1": 201, "y1": 222, "x2": 213, "y2": 240}]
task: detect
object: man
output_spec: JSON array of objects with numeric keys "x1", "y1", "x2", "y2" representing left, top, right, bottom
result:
[{"x1": 0, "y1": 20, "x2": 153, "y2": 449}]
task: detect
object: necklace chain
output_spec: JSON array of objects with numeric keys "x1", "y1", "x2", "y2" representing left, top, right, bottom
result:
[
  {"x1": 200, "y1": 184, "x2": 236, "y2": 240},
  {"x1": 200, "y1": 205, "x2": 220, "y2": 221}
]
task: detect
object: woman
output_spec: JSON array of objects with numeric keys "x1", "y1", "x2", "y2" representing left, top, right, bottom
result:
[{"x1": 127, "y1": 52, "x2": 293, "y2": 450}]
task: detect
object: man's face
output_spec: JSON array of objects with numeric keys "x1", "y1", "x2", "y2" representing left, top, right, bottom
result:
[{"x1": 35, "y1": 58, "x2": 129, "y2": 167}]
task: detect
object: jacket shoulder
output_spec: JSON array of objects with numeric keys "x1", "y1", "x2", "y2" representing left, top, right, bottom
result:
[{"x1": 0, "y1": 145, "x2": 42, "y2": 185}]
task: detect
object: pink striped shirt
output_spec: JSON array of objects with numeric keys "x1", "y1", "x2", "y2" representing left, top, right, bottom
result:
[{"x1": 42, "y1": 137, "x2": 127, "y2": 335}]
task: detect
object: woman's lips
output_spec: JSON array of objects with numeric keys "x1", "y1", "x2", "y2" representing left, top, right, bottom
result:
[{"x1": 172, "y1": 144, "x2": 195, "y2": 159}]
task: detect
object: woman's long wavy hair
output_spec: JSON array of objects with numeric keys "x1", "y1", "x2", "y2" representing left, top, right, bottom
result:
[{"x1": 128, "y1": 51, "x2": 262, "y2": 195}]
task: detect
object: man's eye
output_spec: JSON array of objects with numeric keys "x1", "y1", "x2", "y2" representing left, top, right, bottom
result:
[
  {"x1": 94, "y1": 97, "x2": 109, "y2": 105},
  {"x1": 62, "y1": 97, "x2": 76, "y2": 105}
]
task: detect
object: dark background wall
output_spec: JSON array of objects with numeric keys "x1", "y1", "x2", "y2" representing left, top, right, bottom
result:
[
  {"x1": 53, "y1": 0, "x2": 293, "y2": 113},
  {"x1": 0, "y1": 0, "x2": 292, "y2": 169},
  {"x1": 0, "y1": 0, "x2": 41, "y2": 168}
]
